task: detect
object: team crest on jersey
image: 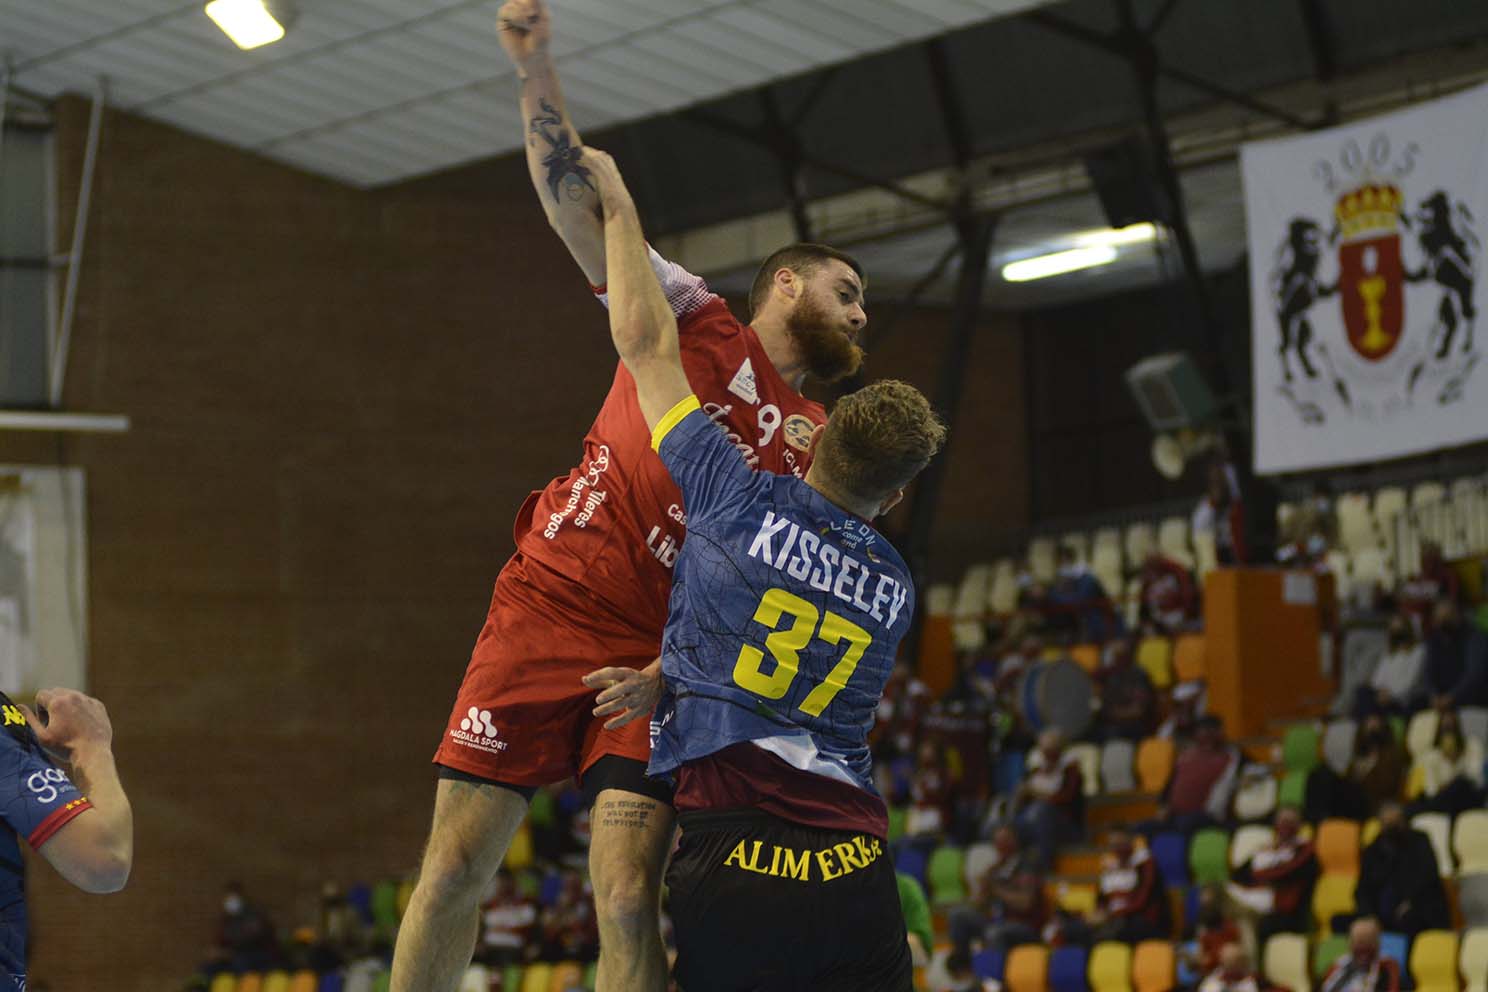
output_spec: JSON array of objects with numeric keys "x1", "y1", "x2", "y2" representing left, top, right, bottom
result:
[
  {"x1": 727, "y1": 358, "x2": 759, "y2": 405},
  {"x1": 826, "y1": 519, "x2": 880, "y2": 561},
  {"x1": 782, "y1": 414, "x2": 815, "y2": 451}
]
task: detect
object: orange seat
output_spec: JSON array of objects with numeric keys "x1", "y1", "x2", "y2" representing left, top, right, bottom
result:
[
  {"x1": 548, "y1": 962, "x2": 583, "y2": 992},
  {"x1": 1136, "y1": 737, "x2": 1176, "y2": 794},
  {"x1": 1316, "y1": 819, "x2": 1361, "y2": 876},
  {"x1": 1071, "y1": 643, "x2": 1102, "y2": 673},
  {"x1": 1172, "y1": 633, "x2": 1206, "y2": 682},
  {"x1": 1132, "y1": 940, "x2": 1176, "y2": 992},
  {"x1": 1006, "y1": 944, "x2": 1051, "y2": 992}
]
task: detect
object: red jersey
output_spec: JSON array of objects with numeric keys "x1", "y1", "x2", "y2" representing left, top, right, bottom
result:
[{"x1": 513, "y1": 249, "x2": 826, "y2": 638}]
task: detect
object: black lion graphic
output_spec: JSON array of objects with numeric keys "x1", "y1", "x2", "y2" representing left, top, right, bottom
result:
[
  {"x1": 1270, "y1": 218, "x2": 1337, "y2": 382},
  {"x1": 1405, "y1": 190, "x2": 1478, "y2": 359}
]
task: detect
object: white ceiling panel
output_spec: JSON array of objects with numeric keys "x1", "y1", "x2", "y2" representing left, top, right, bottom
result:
[{"x1": 7, "y1": 0, "x2": 1054, "y2": 187}]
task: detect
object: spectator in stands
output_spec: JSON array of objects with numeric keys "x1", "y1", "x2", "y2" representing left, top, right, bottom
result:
[
  {"x1": 1138, "y1": 550, "x2": 1200, "y2": 633},
  {"x1": 1157, "y1": 715, "x2": 1240, "y2": 835},
  {"x1": 942, "y1": 949, "x2": 984, "y2": 992},
  {"x1": 1415, "y1": 708, "x2": 1486, "y2": 816},
  {"x1": 1015, "y1": 729, "x2": 1084, "y2": 868},
  {"x1": 907, "y1": 740, "x2": 954, "y2": 840},
  {"x1": 1230, "y1": 807, "x2": 1319, "y2": 945},
  {"x1": 1046, "y1": 547, "x2": 1121, "y2": 642},
  {"x1": 537, "y1": 870, "x2": 598, "y2": 963},
  {"x1": 1100, "y1": 643, "x2": 1160, "y2": 741},
  {"x1": 1398, "y1": 542, "x2": 1461, "y2": 633},
  {"x1": 478, "y1": 871, "x2": 538, "y2": 967},
  {"x1": 1424, "y1": 597, "x2": 1488, "y2": 710},
  {"x1": 1318, "y1": 918, "x2": 1402, "y2": 992},
  {"x1": 1091, "y1": 827, "x2": 1169, "y2": 943},
  {"x1": 1183, "y1": 884, "x2": 1242, "y2": 978},
  {"x1": 316, "y1": 881, "x2": 365, "y2": 966},
  {"x1": 1351, "y1": 616, "x2": 1427, "y2": 718},
  {"x1": 1193, "y1": 459, "x2": 1247, "y2": 565},
  {"x1": 1355, "y1": 802, "x2": 1451, "y2": 937},
  {"x1": 1157, "y1": 681, "x2": 1204, "y2": 745},
  {"x1": 950, "y1": 825, "x2": 1047, "y2": 954},
  {"x1": 214, "y1": 881, "x2": 280, "y2": 974},
  {"x1": 1198, "y1": 943, "x2": 1263, "y2": 992}
]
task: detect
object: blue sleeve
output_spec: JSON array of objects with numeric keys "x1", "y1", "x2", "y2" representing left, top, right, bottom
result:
[
  {"x1": 0, "y1": 724, "x2": 88, "y2": 848},
  {"x1": 651, "y1": 396, "x2": 761, "y2": 522}
]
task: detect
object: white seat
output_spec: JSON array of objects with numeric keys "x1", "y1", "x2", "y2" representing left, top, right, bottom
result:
[
  {"x1": 1462, "y1": 926, "x2": 1488, "y2": 992},
  {"x1": 1406, "y1": 709, "x2": 1441, "y2": 759},
  {"x1": 1125, "y1": 522, "x2": 1157, "y2": 564},
  {"x1": 1233, "y1": 772, "x2": 1279, "y2": 823},
  {"x1": 458, "y1": 966, "x2": 490, "y2": 992},
  {"x1": 1326, "y1": 550, "x2": 1352, "y2": 585},
  {"x1": 1322, "y1": 720, "x2": 1358, "y2": 775},
  {"x1": 952, "y1": 564, "x2": 993, "y2": 650},
  {"x1": 1121, "y1": 575, "x2": 1144, "y2": 629},
  {"x1": 1412, "y1": 481, "x2": 1447, "y2": 507},
  {"x1": 1101, "y1": 739, "x2": 1136, "y2": 793},
  {"x1": 1460, "y1": 707, "x2": 1488, "y2": 748},
  {"x1": 1460, "y1": 879, "x2": 1488, "y2": 932},
  {"x1": 963, "y1": 841, "x2": 999, "y2": 896},
  {"x1": 1194, "y1": 530, "x2": 1219, "y2": 582},
  {"x1": 1094, "y1": 527, "x2": 1122, "y2": 552},
  {"x1": 1158, "y1": 516, "x2": 1190, "y2": 559},
  {"x1": 1263, "y1": 934, "x2": 1311, "y2": 992},
  {"x1": 1092, "y1": 544, "x2": 1124, "y2": 594},
  {"x1": 1230, "y1": 824, "x2": 1274, "y2": 870},
  {"x1": 1373, "y1": 486, "x2": 1409, "y2": 531},
  {"x1": 1337, "y1": 491, "x2": 1377, "y2": 553},
  {"x1": 989, "y1": 569, "x2": 1020, "y2": 615},
  {"x1": 925, "y1": 584, "x2": 954, "y2": 617},
  {"x1": 1411, "y1": 812, "x2": 1455, "y2": 876},
  {"x1": 1029, "y1": 537, "x2": 1058, "y2": 584},
  {"x1": 1061, "y1": 532, "x2": 1090, "y2": 562},
  {"x1": 1455, "y1": 810, "x2": 1488, "y2": 873},
  {"x1": 1068, "y1": 742, "x2": 1102, "y2": 797}
]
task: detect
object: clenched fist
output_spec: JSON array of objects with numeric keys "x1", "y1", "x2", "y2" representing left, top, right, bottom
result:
[{"x1": 497, "y1": 0, "x2": 550, "y2": 66}]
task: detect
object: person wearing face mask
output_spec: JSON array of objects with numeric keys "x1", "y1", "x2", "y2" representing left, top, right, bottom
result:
[
  {"x1": 1090, "y1": 827, "x2": 1170, "y2": 943},
  {"x1": 1424, "y1": 597, "x2": 1488, "y2": 711},
  {"x1": 1198, "y1": 943, "x2": 1265, "y2": 992},
  {"x1": 1415, "y1": 709, "x2": 1486, "y2": 816},
  {"x1": 1351, "y1": 616, "x2": 1427, "y2": 718},
  {"x1": 1355, "y1": 803, "x2": 1451, "y2": 937},
  {"x1": 215, "y1": 882, "x2": 281, "y2": 974},
  {"x1": 1318, "y1": 918, "x2": 1402, "y2": 992},
  {"x1": 1398, "y1": 542, "x2": 1462, "y2": 634},
  {"x1": 1230, "y1": 807, "x2": 1319, "y2": 946},
  {"x1": 1045, "y1": 548, "x2": 1121, "y2": 643},
  {"x1": 947, "y1": 825, "x2": 1047, "y2": 955}
]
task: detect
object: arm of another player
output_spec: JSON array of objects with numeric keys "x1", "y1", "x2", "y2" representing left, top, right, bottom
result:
[
  {"x1": 21, "y1": 689, "x2": 133, "y2": 894},
  {"x1": 498, "y1": 0, "x2": 606, "y2": 285},
  {"x1": 586, "y1": 148, "x2": 692, "y2": 430}
]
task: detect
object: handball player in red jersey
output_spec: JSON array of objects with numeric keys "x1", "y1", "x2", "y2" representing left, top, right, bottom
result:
[{"x1": 390, "y1": 2, "x2": 871, "y2": 990}]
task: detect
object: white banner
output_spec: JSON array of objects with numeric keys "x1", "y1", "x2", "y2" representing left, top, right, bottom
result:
[{"x1": 1242, "y1": 84, "x2": 1488, "y2": 474}]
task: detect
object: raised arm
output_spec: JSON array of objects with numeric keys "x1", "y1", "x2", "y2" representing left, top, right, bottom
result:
[
  {"x1": 585, "y1": 148, "x2": 692, "y2": 430},
  {"x1": 498, "y1": 0, "x2": 606, "y2": 284}
]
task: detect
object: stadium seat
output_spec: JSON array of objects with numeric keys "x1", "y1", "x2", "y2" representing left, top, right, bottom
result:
[
  {"x1": 1362, "y1": 817, "x2": 1381, "y2": 846},
  {"x1": 964, "y1": 841, "x2": 998, "y2": 893},
  {"x1": 991, "y1": 565, "x2": 1020, "y2": 614},
  {"x1": 457, "y1": 966, "x2": 489, "y2": 992},
  {"x1": 1460, "y1": 707, "x2": 1488, "y2": 747},
  {"x1": 1092, "y1": 544, "x2": 1124, "y2": 594},
  {"x1": 1337, "y1": 492, "x2": 1376, "y2": 552},
  {"x1": 1007, "y1": 945, "x2": 1051, "y2": 992},
  {"x1": 316, "y1": 974, "x2": 344, "y2": 992},
  {"x1": 1462, "y1": 928, "x2": 1488, "y2": 992},
  {"x1": 1407, "y1": 709, "x2": 1442, "y2": 758},
  {"x1": 1278, "y1": 770, "x2": 1307, "y2": 810},
  {"x1": 1282, "y1": 724, "x2": 1321, "y2": 773},
  {"x1": 1412, "y1": 812, "x2": 1455, "y2": 875},
  {"x1": 209, "y1": 976, "x2": 236, "y2": 992},
  {"x1": 928, "y1": 845, "x2": 968, "y2": 905},
  {"x1": 1194, "y1": 530, "x2": 1219, "y2": 581},
  {"x1": 1158, "y1": 516, "x2": 1190, "y2": 559},
  {"x1": 1405, "y1": 762, "x2": 1427, "y2": 801},
  {"x1": 996, "y1": 749, "x2": 1027, "y2": 795},
  {"x1": 1068, "y1": 742, "x2": 1102, "y2": 796},
  {"x1": 1030, "y1": 537, "x2": 1058, "y2": 583},
  {"x1": 1230, "y1": 824, "x2": 1273, "y2": 870},
  {"x1": 1071, "y1": 643, "x2": 1102, "y2": 674},
  {"x1": 263, "y1": 974, "x2": 290, "y2": 992},
  {"x1": 239, "y1": 975, "x2": 264, "y2": 992},
  {"x1": 1412, "y1": 481, "x2": 1447, "y2": 508},
  {"x1": 370, "y1": 973, "x2": 390, "y2": 992},
  {"x1": 1125, "y1": 523, "x2": 1157, "y2": 565},
  {"x1": 1189, "y1": 828, "x2": 1231, "y2": 886},
  {"x1": 973, "y1": 947, "x2": 1007, "y2": 982},
  {"x1": 1455, "y1": 810, "x2": 1488, "y2": 873},
  {"x1": 887, "y1": 805, "x2": 908, "y2": 842},
  {"x1": 1136, "y1": 737, "x2": 1175, "y2": 794},
  {"x1": 1135, "y1": 637, "x2": 1175, "y2": 690},
  {"x1": 1049, "y1": 946, "x2": 1091, "y2": 992},
  {"x1": 1374, "y1": 487, "x2": 1408, "y2": 531},
  {"x1": 371, "y1": 880, "x2": 399, "y2": 930},
  {"x1": 520, "y1": 964, "x2": 553, "y2": 992},
  {"x1": 1172, "y1": 634, "x2": 1206, "y2": 683},
  {"x1": 1132, "y1": 941, "x2": 1175, "y2": 992},
  {"x1": 1459, "y1": 873, "x2": 1488, "y2": 927},
  {"x1": 1233, "y1": 772, "x2": 1279, "y2": 822},
  {"x1": 1101, "y1": 739, "x2": 1136, "y2": 793},
  {"x1": 549, "y1": 961, "x2": 583, "y2": 991},
  {"x1": 1056, "y1": 881, "x2": 1099, "y2": 915},
  {"x1": 1263, "y1": 934, "x2": 1311, "y2": 992},
  {"x1": 1322, "y1": 720, "x2": 1357, "y2": 775},
  {"x1": 1312, "y1": 874, "x2": 1357, "y2": 934},
  {"x1": 503, "y1": 966, "x2": 525, "y2": 992},
  {"x1": 583, "y1": 961, "x2": 598, "y2": 990},
  {"x1": 1380, "y1": 932, "x2": 1410, "y2": 975},
  {"x1": 1088, "y1": 942, "x2": 1134, "y2": 992},
  {"x1": 1410, "y1": 930, "x2": 1460, "y2": 992},
  {"x1": 1316, "y1": 819, "x2": 1361, "y2": 876},
  {"x1": 1150, "y1": 831, "x2": 1190, "y2": 888},
  {"x1": 507, "y1": 821, "x2": 535, "y2": 870},
  {"x1": 1312, "y1": 935, "x2": 1347, "y2": 979},
  {"x1": 895, "y1": 845, "x2": 929, "y2": 888}
]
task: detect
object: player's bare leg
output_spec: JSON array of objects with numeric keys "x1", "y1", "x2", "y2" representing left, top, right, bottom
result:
[
  {"x1": 391, "y1": 778, "x2": 528, "y2": 992},
  {"x1": 589, "y1": 788, "x2": 676, "y2": 992}
]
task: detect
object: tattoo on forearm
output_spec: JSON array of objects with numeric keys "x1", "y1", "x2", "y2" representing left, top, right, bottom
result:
[
  {"x1": 528, "y1": 97, "x2": 595, "y2": 204},
  {"x1": 595, "y1": 798, "x2": 654, "y2": 831}
]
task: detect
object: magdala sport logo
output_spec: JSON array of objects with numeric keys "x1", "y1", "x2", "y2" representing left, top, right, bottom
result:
[{"x1": 451, "y1": 706, "x2": 509, "y2": 754}]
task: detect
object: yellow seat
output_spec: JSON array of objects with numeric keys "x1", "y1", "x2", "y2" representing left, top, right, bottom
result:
[
  {"x1": 1136, "y1": 736, "x2": 1176, "y2": 794},
  {"x1": 1455, "y1": 810, "x2": 1488, "y2": 873},
  {"x1": 1312, "y1": 873, "x2": 1357, "y2": 934},
  {"x1": 1136, "y1": 636, "x2": 1175, "y2": 689},
  {"x1": 1315, "y1": 819, "x2": 1361, "y2": 876},
  {"x1": 1088, "y1": 941, "x2": 1134, "y2": 992},
  {"x1": 1132, "y1": 941, "x2": 1176, "y2": 992},
  {"x1": 1410, "y1": 930, "x2": 1460, "y2": 992},
  {"x1": 507, "y1": 821, "x2": 534, "y2": 870},
  {"x1": 1406, "y1": 762, "x2": 1427, "y2": 800},
  {"x1": 1055, "y1": 881, "x2": 1098, "y2": 915},
  {"x1": 520, "y1": 963, "x2": 553, "y2": 992},
  {"x1": 1461, "y1": 928, "x2": 1488, "y2": 992},
  {"x1": 1362, "y1": 817, "x2": 1381, "y2": 846},
  {"x1": 1172, "y1": 633, "x2": 1206, "y2": 683},
  {"x1": 1006, "y1": 944, "x2": 1051, "y2": 992},
  {"x1": 1263, "y1": 934, "x2": 1311, "y2": 992},
  {"x1": 397, "y1": 878, "x2": 415, "y2": 919},
  {"x1": 262, "y1": 973, "x2": 290, "y2": 992},
  {"x1": 209, "y1": 976, "x2": 237, "y2": 992}
]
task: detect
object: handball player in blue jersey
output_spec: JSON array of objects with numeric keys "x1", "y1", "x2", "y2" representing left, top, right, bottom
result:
[
  {"x1": 0, "y1": 687, "x2": 133, "y2": 990},
  {"x1": 581, "y1": 148, "x2": 946, "y2": 992}
]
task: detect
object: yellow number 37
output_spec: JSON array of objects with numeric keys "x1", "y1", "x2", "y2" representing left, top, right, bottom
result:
[{"x1": 732, "y1": 587, "x2": 873, "y2": 718}]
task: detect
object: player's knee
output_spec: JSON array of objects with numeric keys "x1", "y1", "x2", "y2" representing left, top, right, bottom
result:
[
  {"x1": 592, "y1": 864, "x2": 657, "y2": 936},
  {"x1": 416, "y1": 832, "x2": 491, "y2": 908}
]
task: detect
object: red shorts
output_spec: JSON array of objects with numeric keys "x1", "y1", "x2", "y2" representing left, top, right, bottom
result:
[{"x1": 434, "y1": 553, "x2": 660, "y2": 787}]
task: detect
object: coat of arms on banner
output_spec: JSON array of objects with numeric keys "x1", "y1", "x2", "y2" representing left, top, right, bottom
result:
[{"x1": 1267, "y1": 137, "x2": 1479, "y2": 426}]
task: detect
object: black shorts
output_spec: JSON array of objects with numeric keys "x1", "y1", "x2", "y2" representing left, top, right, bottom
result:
[{"x1": 665, "y1": 810, "x2": 913, "y2": 992}]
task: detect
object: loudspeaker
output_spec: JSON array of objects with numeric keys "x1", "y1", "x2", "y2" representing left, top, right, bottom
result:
[
  {"x1": 1083, "y1": 136, "x2": 1172, "y2": 229},
  {"x1": 1125, "y1": 352, "x2": 1217, "y2": 432}
]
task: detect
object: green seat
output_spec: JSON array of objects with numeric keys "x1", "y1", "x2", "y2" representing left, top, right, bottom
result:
[
  {"x1": 1279, "y1": 769, "x2": 1308, "y2": 809},
  {"x1": 1282, "y1": 724, "x2": 1320, "y2": 773},
  {"x1": 528, "y1": 787, "x2": 556, "y2": 829},
  {"x1": 514, "y1": 870, "x2": 540, "y2": 900},
  {"x1": 1313, "y1": 934, "x2": 1349, "y2": 978},
  {"x1": 503, "y1": 965, "x2": 524, "y2": 991},
  {"x1": 927, "y1": 845, "x2": 968, "y2": 906},
  {"x1": 1188, "y1": 828, "x2": 1231, "y2": 886},
  {"x1": 583, "y1": 961, "x2": 598, "y2": 990},
  {"x1": 371, "y1": 879, "x2": 400, "y2": 931},
  {"x1": 371, "y1": 972, "x2": 391, "y2": 992},
  {"x1": 1389, "y1": 715, "x2": 1406, "y2": 743},
  {"x1": 888, "y1": 805, "x2": 908, "y2": 843}
]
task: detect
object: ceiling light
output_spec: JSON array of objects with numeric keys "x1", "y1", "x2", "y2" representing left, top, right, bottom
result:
[
  {"x1": 205, "y1": 0, "x2": 295, "y2": 50},
  {"x1": 1001, "y1": 245, "x2": 1118, "y2": 282},
  {"x1": 1074, "y1": 222, "x2": 1159, "y2": 248}
]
